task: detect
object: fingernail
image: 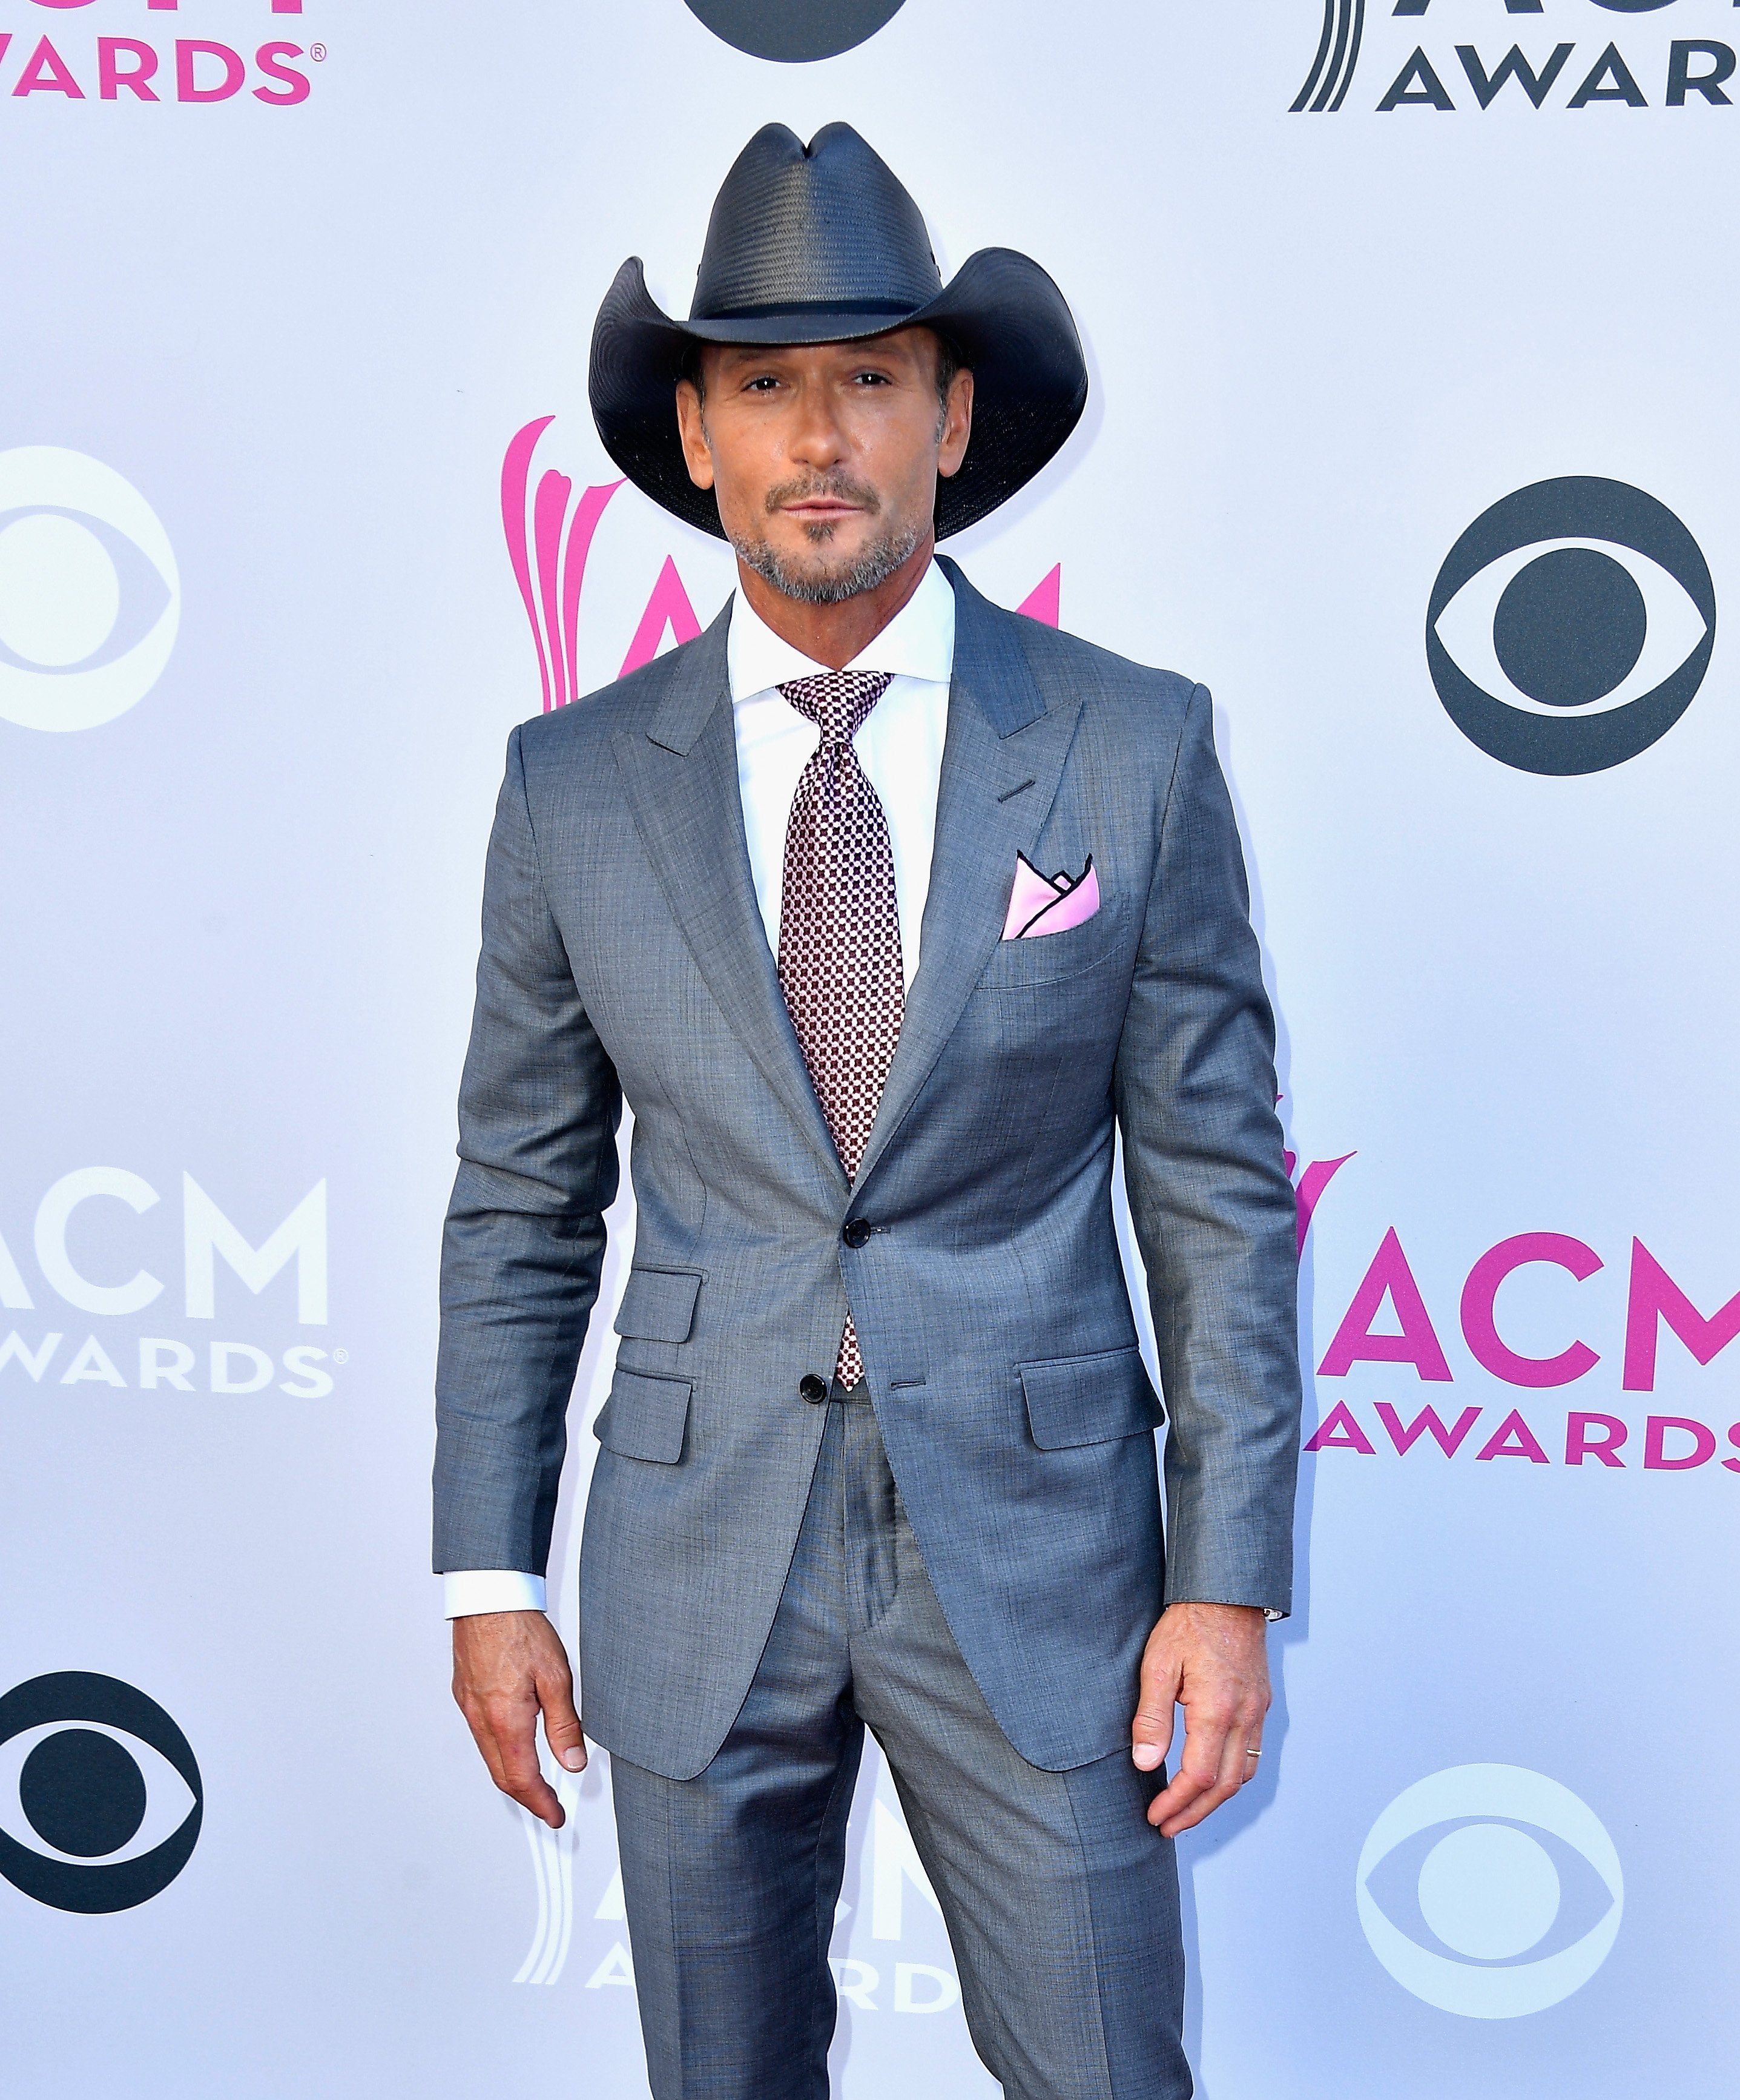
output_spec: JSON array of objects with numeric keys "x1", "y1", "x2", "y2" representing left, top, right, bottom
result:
[
  {"x1": 559, "y1": 1748, "x2": 585, "y2": 1771},
  {"x1": 1132, "y1": 1744, "x2": 1161, "y2": 1771}
]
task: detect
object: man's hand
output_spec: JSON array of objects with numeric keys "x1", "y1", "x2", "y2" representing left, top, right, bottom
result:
[
  {"x1": 1131, "y1": 1602, "x2": 1271, "y2": 1837},
  {"x1": 452, "y1": 1610, "x2": 585, "y2": 1831}
]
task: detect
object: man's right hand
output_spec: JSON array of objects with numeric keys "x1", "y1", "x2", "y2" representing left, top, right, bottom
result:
[{"x1": 451, "y1": 1610, "x2": 585, "y2": 1830}]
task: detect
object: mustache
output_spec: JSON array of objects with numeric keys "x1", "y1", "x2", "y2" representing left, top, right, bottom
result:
[{"x1": 763, "y1": 473, "x2": 882, "y2": 516}]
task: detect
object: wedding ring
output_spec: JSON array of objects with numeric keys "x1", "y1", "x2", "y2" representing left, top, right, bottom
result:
[{"x1": 1244, "y1": 1748, "x2": 1262, "y2": 1758}]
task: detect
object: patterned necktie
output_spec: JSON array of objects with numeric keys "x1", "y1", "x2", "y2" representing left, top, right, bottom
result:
[{"x1": 776, "y1": 670, "x2": 903, "y2": 1390}]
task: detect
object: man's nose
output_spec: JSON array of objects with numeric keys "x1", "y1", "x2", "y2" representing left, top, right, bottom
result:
[{"x1": 785, "y1": 383, "x2": 851, "y2": 471}]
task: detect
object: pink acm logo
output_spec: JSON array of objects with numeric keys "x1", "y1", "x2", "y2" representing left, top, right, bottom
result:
[
  {"x1": 1303, "y1": 1201, "x2": 1740, "y2": 1478},
  {"x1": 501, "y1": 416, "x2": 1065, "y2": 710},
  {"x1": 1, "y1": 2, "x2": 319, "y2": 105},
  {"x1": 1240, "y1": 1124, "x2": 1740, "y2": 1483}
]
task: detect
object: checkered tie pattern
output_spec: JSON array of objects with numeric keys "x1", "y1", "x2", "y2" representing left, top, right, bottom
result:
[{"x1": 776, "y1": 670, "x2": 903, "y2": 1389}]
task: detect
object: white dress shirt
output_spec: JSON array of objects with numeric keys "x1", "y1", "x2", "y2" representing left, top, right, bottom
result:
[{"x1": 443, "y1": 560, "x2": 956, "y2": 1618}]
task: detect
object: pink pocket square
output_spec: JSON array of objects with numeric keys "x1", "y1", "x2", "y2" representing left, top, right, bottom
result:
[{"x1": 1001, "y1": 852, "x2": 1101, "y2": 940}]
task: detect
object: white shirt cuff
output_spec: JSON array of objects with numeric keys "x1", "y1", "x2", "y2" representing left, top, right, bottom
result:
[{"x1": 443, "y1": 1570, "x2": 547, "y2": 1619}]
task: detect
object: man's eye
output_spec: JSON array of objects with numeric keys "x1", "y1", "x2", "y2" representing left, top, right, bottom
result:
[
  {"x1": 744, "y1": 375, "x2": 782, "y2": 392},
  {"x1": 853, "y1": 372, "x2": 891, "y2": 386}
]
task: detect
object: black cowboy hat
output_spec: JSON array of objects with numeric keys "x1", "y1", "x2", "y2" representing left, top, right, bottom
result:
[{"x1": 588, "y1": 122, "x2": 1088, "y2": 541}]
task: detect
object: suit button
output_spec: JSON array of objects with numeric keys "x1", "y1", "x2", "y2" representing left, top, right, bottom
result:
[
  {"x1": 799, "y1": 1374, "x2": 828, "y2": 1403},
  {"x1": 842, "y1": 1218, "x2": 872, "y2": 1249}
]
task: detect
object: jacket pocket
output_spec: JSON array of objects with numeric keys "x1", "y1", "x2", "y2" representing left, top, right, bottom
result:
[
  {"x1": 613, "y1": 1266, "x2": 703, "y2": 1344},
  {"x1": 1018, "y1": 1345, "x2": 1165, "y2": 1451},
  {"x1": 594, "y1": 1369, "x2": 693, "y2": 1464},
  {"x1": 973, "y1": 903, "x2": 1124, "y2": 992}
]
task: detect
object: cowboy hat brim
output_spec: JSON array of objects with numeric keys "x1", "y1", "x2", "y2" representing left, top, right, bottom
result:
[{"x1": 588, "y1": 246, "x2": 1089, "y2": 542}]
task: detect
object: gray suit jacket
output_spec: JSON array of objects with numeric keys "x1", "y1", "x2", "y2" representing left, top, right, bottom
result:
[{"x1": 435, "y1": 560, "x2": 1300, "y2": 1780}]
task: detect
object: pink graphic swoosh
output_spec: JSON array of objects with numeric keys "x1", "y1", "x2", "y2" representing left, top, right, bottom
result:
[
  {"x1": 561, "y1": 481, "x2": 624, "y2": 705},
  {"x1": 501, "y1": 417, "x2": 556, "y2": 712},
  {"x1": 533, "y1": 470, "x2": 573, "y2": 708}
]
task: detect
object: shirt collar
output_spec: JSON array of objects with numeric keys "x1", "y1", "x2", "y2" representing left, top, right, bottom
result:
[{"x1": 726, "y1": 556, "x2": 956, "y2": 705}]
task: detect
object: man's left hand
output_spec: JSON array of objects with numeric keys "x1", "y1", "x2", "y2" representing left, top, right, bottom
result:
[{"x1": 1131, "y1": 1602, "x2": 1271, "y2": 1837}]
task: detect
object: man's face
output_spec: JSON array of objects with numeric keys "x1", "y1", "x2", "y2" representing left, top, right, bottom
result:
[{"x1": 674, "y1": 328, "x2": 972, "y2": 604}]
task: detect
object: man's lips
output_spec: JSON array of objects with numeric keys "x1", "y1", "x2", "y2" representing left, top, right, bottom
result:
[{"x1": 780, "y1": 499, "x2": 865, "y2": 519}]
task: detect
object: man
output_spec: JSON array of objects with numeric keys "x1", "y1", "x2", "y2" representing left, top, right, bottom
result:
[{"x1": 435, "y1": 122, "x2": 1300, "y2": 2100}]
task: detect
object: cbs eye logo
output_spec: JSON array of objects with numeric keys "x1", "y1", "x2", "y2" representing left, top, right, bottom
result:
[
  {"x1": 1357, "y1": 1765, "x2": 1622, "y2": 2018},
  {"x1": 0, "y1": 1672, "x2": 202, "y2": 1913},
  {"x1": 1428, "y1": 477, "x2": 1715, "y2": 776},
  {"x1": 0, "y1": 446, "x2": 180, "y2": 735},
  {"x1": 681, "y1": 0, "x2": 908, "y2": 62}
]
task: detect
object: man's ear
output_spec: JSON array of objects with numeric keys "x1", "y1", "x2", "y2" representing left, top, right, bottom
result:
[
  {"x1": 937, "y1": 368, "x2": 974, "y2": 482},
  {"x1": 675, "y1": 380, "x2": 716, "y2": 491}
]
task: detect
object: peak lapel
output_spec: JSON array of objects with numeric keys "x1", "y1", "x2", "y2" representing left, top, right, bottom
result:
[
  {"x1": 852, "y1": 562, "x2": 1085, "y2": 1194},
  {"x1": 612, "y1": 610, "x2": 846, "y2": 1190}
]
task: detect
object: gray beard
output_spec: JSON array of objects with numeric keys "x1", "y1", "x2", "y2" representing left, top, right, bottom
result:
[{"x1": 730, "y1": 518, "x2": 926, "y2": 606}]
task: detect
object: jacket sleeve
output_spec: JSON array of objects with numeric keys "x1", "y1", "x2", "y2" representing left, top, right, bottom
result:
[
  {"x1": 1112, "y1": 684, "x2": 1301, "y2": 1614},
  {"x1": 433, "y1": 724, "x2": 623, "y2": 1577}
]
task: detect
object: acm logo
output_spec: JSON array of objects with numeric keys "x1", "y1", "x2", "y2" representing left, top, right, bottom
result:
[
  {"x1": 0, "y1": 4, "x2": 316, "y2": 107},
  {"x1": 0, "y1": 1169, "x2": 335, "y2": 1398},
  {"x1": 1294, "y1": 0, "x2": 1738, "y2": 114}
]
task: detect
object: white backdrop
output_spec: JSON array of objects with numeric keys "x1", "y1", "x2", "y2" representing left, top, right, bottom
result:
[{"x1": 1, "y1": 2, "x2": 1735, "y2": 2093}]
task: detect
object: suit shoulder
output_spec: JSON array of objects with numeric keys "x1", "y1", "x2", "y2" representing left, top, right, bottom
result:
[
  {"x1": 1013, "y1": 614, "x2": 1201, "y2": 724},
  {"x1": 512, "y1": 630, "x2": 714, "y2": 761}
]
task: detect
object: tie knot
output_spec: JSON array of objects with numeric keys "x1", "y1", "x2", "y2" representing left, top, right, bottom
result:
[{"x1": 779, "y1": 670, "x2": 893, "y2": 745}]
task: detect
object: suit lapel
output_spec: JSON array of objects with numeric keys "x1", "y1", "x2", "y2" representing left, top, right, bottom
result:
[
  {"x1": 611, "y1": 607, "x2": 846, "y2": 1190},
  {"x1": 852, "y1": 560, "x2": 1085, "y2": 1194}
]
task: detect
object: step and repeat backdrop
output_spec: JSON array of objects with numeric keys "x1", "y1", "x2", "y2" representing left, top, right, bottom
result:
[{"x1": 1, "y1": 2, "x2": 1733, "y2": 2093}]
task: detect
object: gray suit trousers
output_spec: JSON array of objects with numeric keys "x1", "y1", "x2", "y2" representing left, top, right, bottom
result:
[{"x1": 609, "y1": 1388, "x2": 1191, "y2": 2100}]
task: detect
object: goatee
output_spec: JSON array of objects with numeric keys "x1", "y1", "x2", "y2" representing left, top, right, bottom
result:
[
  {"x1": 728, "y1": 471, "x2": 923, "y2": 605},
  {"x1": 731, "y1": 520, "x2": 926, "y2": 605}
]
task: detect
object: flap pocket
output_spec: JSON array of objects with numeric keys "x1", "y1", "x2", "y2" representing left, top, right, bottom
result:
[
  {"x1": 613, "y1": 1266, "x2": 702, "y2": 1344},
  {"x1": 1019, "y1": 1346, "x2": 1164, "y2": 1451},
  {"x1": 594, "y1": 1369, "x2": 692, "y2": 1464}
]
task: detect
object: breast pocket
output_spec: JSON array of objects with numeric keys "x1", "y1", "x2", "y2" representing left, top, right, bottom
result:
[
  {"x1": 973, "y1": 901, "x2": 1125, "y2": 993},
  {"x1": 1019, "y1": 1345, "x2": 1165, "y2": 1450}
]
